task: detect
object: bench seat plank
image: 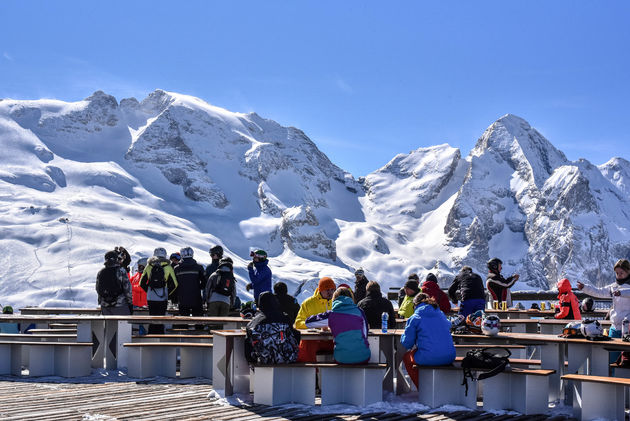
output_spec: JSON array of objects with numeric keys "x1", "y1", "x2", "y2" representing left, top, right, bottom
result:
[{"x1": 562, "y1": 374, "x2": 627, "y2": 421}]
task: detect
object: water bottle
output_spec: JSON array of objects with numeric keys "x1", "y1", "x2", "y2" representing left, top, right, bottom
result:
[
  {"x1": 622, "y1": 317, "x2": 629, "y2": 337},
  {"x1": 381, "y1": 312, "x2": 389, "y2": 333}
]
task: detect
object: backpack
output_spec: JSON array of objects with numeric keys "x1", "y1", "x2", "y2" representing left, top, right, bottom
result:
[
  {"x1": 149, "y1": 262, "x2": 166, "y2": 289},
  {"x1": 461, "y1": 347, "x2": 511, "y2": 395},
  {"x1": 97, "y1": 266, "x2": 123, "y2": 305},
  {"x1": 248, "y1": 322, "x2": 300, "y2": 364},
  {"x1": 214, "y1": 272, "x2": 235, "y2": 296}
]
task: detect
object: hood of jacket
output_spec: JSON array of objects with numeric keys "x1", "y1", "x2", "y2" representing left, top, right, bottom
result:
[
  {"x1": 332, "y1": 295, "x2": 359, "y2": 314},
  {"x1": 557, "y1": 278, "x2": 572, "y2": 294}
]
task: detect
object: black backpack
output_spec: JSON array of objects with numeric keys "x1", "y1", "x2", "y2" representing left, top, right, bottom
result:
[
  {"x1": 149, "y1": 262, "x2": 166, "y2": 289},
  {"x1": 214, "y1": 272, "x2": 235, "y2": 296},
  {"x1": 247, "y1": 322, "x2": 300, "y2": 364},
  {"x1": 461, "y1": 347, "x2": 511, "y2": 395},
  {"x1": 97, "y1": 266, "x2": 123, "y2": 304}
]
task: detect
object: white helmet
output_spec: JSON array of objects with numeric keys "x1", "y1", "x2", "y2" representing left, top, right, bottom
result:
[
  {"x1": 481, "y1": 314, "x2": 501, "y2": 336},
  {"x1": 180, "y1": 247, "x2": 194, "y2": 259},
  {"x1": 153, "y1": 247, "x2": 167, "y2": 258},
  {"x1": 580, "y1": 319, "x2": 603, "y2": 339}
]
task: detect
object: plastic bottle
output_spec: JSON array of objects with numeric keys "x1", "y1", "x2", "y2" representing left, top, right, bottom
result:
[
  {"x1": 381, "y1": 312, "x2": 389, "y2": 333},
  {"x1": 622, "y1": 317, "x2": 629, "y2": 337}
]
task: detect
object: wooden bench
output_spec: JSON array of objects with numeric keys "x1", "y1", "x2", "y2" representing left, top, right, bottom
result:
[
  {"x1": 454, "y1": 344, "x2": 527, "y2": 358},
  {"x1": 415, "y1": 362, "x2": 555, "y2": 414},
  {"x1": 27, "y1": 328, "x2": 77, "y2": 335},
  {"x1": 0, "y1": 341, "x2": 92, "y2": 377},
  {"x1": 562, "y1": 374, "x2": 629, "y2": 421},
  {"x1": 49, "y1": 323, "x2": 78, "y2": 329},
  {"x1": 123, "y1": 342, "x2": 213, "y2": 379},
  {"x1": 253, "y1": 362, "x2": 387, "y2": 406},
  {"x1": 131, "y1": 334, "x2": 213, "y2": 343}
]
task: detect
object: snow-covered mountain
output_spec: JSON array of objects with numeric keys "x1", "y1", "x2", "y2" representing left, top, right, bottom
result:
[{"x1": 0, "y1": 90, "x2": 628, "y2": 309}]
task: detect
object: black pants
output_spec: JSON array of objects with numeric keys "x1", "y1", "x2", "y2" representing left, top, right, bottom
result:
[
  {"x1": 148, "y1": 300, "x2": 167, "y2": 334},
  {"x1": 178, "y1": 304, "x2": 204, "y2": 330}
]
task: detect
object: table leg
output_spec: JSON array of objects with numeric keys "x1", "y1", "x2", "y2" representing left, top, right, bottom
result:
[
  {"x1": 540, "y1": 342, "x2": 564, "y2": 402},
  {"x1": 91, "y1": 319, "x2": 105, "y2": 368},
  {"x1": 116, "y1": 320, "x2": 131, "y2": 370}
]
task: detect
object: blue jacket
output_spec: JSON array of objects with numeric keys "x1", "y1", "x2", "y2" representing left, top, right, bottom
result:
[
  {"x1": 400, "y1": 303, "x2": 456, "y2": 366},
  {"x1": 248, "y1": 260, "x2": 272, "y2": 301},
  {"x1": 305, "y1": 295, "x2": 371, "y2": 364}
]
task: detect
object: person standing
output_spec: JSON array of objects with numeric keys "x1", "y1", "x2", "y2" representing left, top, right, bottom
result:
[
  {"x1": 129, "y1": 257, "x2": 148, "y2": 309},
  {"x1": 294, "y1": 277, "x2": 336, "y2": 362},
  {"x1": 353, "y1": 268, "x2": 369, "y2": 304},
  {"x1": 246, "y1": 249, "x2": 272, "y2": 303},
  {"x1": 140, "y1": 247, "x2": 178, "y2": 333},
  {"x1": 486, "y1": 258, "x2": 519, "y2": 308},
  {"x1": 357, "y1": 281, "x2": 396, "y2": 329},
  {"x1": 273, "y1": 282, "x2": 300, "y2": 327},
  {"x1": 174, "y1": 247, "x2": 205, "y2": 319},
  {"x1": 205, "y1": 257, "x2": 237, "y2": 316},
  {"x1": 96, "y1": 250, "x2": 132, "y2": 315},
  {"x1": 578, "y1": 259, "x2": 630, "y2": 365},
  {"x1": 400, "y1": 293, "x2": 456, "y2": 389},
  {"x1": 447, "y1": 266, "x2": 485, "y2": 317},
  {"x1": 204, "y1": 245, "x2": 224, "y2": 294}
]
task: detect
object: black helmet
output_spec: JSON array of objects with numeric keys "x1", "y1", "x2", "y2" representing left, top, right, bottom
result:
[
  {"x1": 487, "y1": 258, "x2": 503, "y2": 272},
  {"x1": 209, "y1": 245, "x2": 223, "y2": 257},
  {"x1": 104, "y1": 250, "x2": 118, "y2": 261},
  {"x1": 581, "y1": 297, "x2": 594, "y2": 312},
  {"x1": 219, "y1": 256, "x2": 233, "y2": 269}
]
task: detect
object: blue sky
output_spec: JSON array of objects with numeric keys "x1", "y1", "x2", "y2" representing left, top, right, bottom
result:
[{"x1": 1, "y1": 1, "x2": 629, "y2": 176}]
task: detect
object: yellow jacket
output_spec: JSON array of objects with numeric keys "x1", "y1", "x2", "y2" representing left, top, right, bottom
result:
[
  {"x1": 398, "y1": 295, "x2": 415, "y2": 319},
  {"x1": 294, "y1": 289, "x2": 333, "y2": 329}
]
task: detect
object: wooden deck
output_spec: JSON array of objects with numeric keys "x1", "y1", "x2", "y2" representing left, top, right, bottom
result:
[{"x1": 0, "y1": 379, "x2": 577, "y2": 421}]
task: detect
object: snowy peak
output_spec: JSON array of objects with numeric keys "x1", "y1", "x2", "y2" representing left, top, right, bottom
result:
[
  {"x1": 599, "y1": 157, "x2": 630, "y2": 197},
  {"x1": 472, "y1": 114, "x2": 568, "y2": 188}
]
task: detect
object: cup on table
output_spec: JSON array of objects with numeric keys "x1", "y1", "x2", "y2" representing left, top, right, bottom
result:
[
  {"x1": 540, "y1": 302, "x2": 546, "y2": 311},
  {"x1": 501, "y1": 302, "x2": 507, "y2": 311},
  {"x1": 493, "y1": 301, "x2": 499, "y2": 310}
]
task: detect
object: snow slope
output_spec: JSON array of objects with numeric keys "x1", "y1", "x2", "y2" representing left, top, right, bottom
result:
[{"x1": 0, "y1": 91, "x2": 628, "y2": 309}]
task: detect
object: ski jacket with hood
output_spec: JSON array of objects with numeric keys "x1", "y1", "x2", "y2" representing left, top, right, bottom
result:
[
  {"x1": 421, "y1": 280, "x2": 451, "y2": 314},
  {"x1": 399, "y1": 294, "x2": 416, "y2": 319},
  {"x1": 448, "y1": 270, "x2": 485, "y2": 303},
  {"x1": 140, "y1": 257, "x2": 178, "y2": 302},
  {"x1": 205, "y1": 262, "x2": 237, "y2": 306},
  {"x1": 129, "y1": 271, "x2": 147, "y2": 307},
  {"x1": 581, "y1": 277, "x2": 630, "y2": 330},
  {"x1": 554, "y1": 278, "x2": 581, "y2": 320},
  {"x1": 305, "y1": 295, "x2": 371, "y2": 364},
  {"x1": 248, "y1": 259, "x2": 272, "y2": 301},
  {"x1": 174, "y1": 257, "x2": 205, "y2": 308},
  {"x1": 275, "y1": 292, "x2": 300, "y2": 327},
  {"x1": 96, "y1": 260, "x2": 132, "y2": 308},
  {"x1": 486, "y1": 271, "x2": 517, "y2": 304},
  {"x1": 400, "y1": 303, "x2": 456, "y2": 366},
  {"x1": 357, "y1": 290, "x2": 397, "y2": 329},
  {"x1": 294, "y1": 289, "x2": 333, "y2": 329}
]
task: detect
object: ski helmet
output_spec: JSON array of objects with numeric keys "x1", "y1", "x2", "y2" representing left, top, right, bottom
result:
[
  {"x1": 219, "y1": 256, "x2": 233, "y2": 269},
  {"x1": 137, "y1": 257, "x2": 148, "y2": 268},
  {"x1": 562, "y1": 321, "x2": 583, "y2": 338},
  {"x1": 481, "y1": 314, "x2": 501, "y2": 336},
  {"x1": 581, "y1": 297, "x2": 594, "y2": 312},
  {"x1": 180, "y1": 247, "x2": 194, "y2": 259},
  {"x1": 355, "y1": 268, "x2": 365, "y2": 276},
  {"x1": 2, "y1": 305, "x2": 13, "y2": 314},
  {"x1": 466, "y1": 310, "x2": 485, "y2": 334},
  {"x1": 449, "y1": 314, "x2": 465, "y2": 330},
  {"x1": 254, "y1": 249, "x2": 267, "y2": 259},
  {"x1": 580, "y1": 319, "x2": 604, "y2": 339},
  {"x1": 153, "y1": 247, "x2": 167, "y2": 258},
  {"x1": 169, "y1": 252, "x2": 181, "y2": 261},
  {"x1": 209, "y1": 245, "x2": 223, "y2": 257},
  {"x1": 104, "y1": 250, "x2": 118, "y2": 261},
  {"x1": 487, "y1": 258, "x2": 503, "y2": 272}
]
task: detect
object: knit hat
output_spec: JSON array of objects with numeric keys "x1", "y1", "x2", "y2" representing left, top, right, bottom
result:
[
  {"x1": 404, "y1": 279, "x2": 420, "y2": 291},
  {"x1": 425, "y1": 273, "x2": 438, "y2": 284},
  {"x1": 337, "y1": 283, "x2": 351, "y2": 289},
  {"x1": 318, "y1": 277, "x2": 336, "y2": 291}
]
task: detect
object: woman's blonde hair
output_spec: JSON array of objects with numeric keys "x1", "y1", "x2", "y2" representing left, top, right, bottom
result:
[{"x1": 332, "y1": 287, "x2": 354, "y2": 302}]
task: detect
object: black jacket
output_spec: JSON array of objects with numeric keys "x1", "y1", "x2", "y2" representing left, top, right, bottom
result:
[
  {"x1": 274, "y1": 292, "x2": 300, "y2": 327},
  {"x1": 448, "y1": 270, "x2": 485, "y2": 302},
  {"x1": 357, "y1": 290, "x2": 397, "y2": 329},
  {"x1": 354, "y1": 276, "x2": 369, "y2": 304},
  {"x1": 486, "y1": 272, "x2": 517, "y2": 302},
  {"x1": 174, "y1": 258, "x2": 205, "y2": 308},
  {"x1": 204, "y1": 260, "x2": 220, "y2": 283}
]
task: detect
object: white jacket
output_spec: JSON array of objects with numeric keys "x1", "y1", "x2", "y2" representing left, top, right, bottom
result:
[{"x1": 581, "y1": 282, "x2": 630, "y2": 330}]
